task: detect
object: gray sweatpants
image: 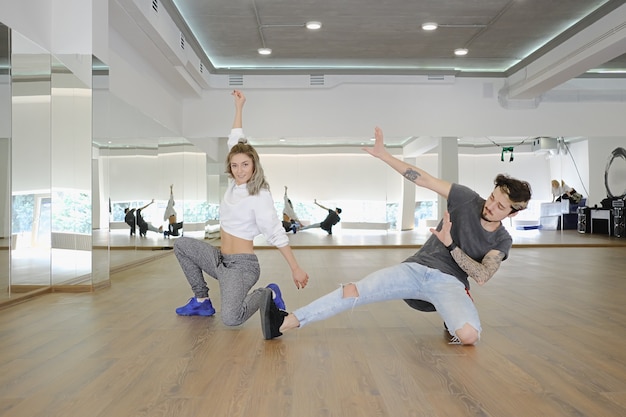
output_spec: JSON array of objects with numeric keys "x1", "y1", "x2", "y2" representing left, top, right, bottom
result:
[{"x1": 173, "y1": 237, "x2": 269, "y2": 326}]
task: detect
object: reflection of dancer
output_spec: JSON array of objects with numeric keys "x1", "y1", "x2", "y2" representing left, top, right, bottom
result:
[
  {"x1": 283, "y1": 186, "x2": 299, "y2": 222},
  {"x1": 124, "y1": 207, "x2": 137, "y2": 236},
  {"x1": 173, "y1": 90, "x2": 309, "y2": 338},
  {"x1": 264, "y1": 126, "x2": 532, "y2": 345},
  {"x1": 282, "y1": 186, "x2": 300, "y2": 233},
  {"x1": 551, "y1": 179, "x2": 573, "y2": 202},
  {"x1": 136, "y1": 199, "x2": 163, "y2": 237},
  {"x1": 300, "y1": 200, "x2": 342, "y2": 235},
  {"x1": 163, "y1": 184, "x2": 183, "y2": 238},
  {"x1": 282, "y1": 216, "x2": 298, "y2": 234}
]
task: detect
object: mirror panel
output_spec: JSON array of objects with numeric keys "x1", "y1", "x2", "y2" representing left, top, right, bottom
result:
[
  {"x1": 179, "y1": 141, "x2": 208, "y2": 238},
  {"x1": 50, "y1": 53, "x2": 93, "y2": 287},
  {"x1": 0, "y1": 23, "x2": 10, "y2": 300},
  {"x1": 10, "y1": 29, "x2": 52, "y2": 294},
  {"x1": 92, "y1": 56, "x2": 110, "y2": 287},
  {"x1": 109, "y1": 142, "x2": 159, "y2": 246}
]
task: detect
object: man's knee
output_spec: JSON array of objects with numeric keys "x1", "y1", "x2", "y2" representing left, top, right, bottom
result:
[
  {"x1": 456, "y1": 323, "x2": 479, "y2": 345},
  {"x1": 342, "y1": 283, "x2": 359, "y2": 298}
]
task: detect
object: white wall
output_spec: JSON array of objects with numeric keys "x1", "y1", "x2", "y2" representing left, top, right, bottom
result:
[
  {"x1": 259, "y1": 147, "x2": 555, "y2": 223},
  {"x1": 104, "y1": 147, "x2": 207, "y2": 202},
  {"x1": 183, "y1": 79, "x2": 626, "y2": 144},
  {"x1": 12, "y1": 100, "x2": 51, "y2": 193},
  {"x1": 0, "y1": 0, "x2": 52, "y2": 51},
  {"x1": 460, "y1": 152, "x2": 552, "y2": 203},
  {"x1": 51, "y1": 92, "x2": 92, "y2": 192}
]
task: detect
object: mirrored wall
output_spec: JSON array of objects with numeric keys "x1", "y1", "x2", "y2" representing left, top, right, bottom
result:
[
  {"x1": 0, "y1": 22, "x2": 10, "y2": 301},
  {"x1": 2, "y1": 18, "x2": 603, "y2": 306},
  {"x1": 102, "y1": 137, "x2": 210, "y2": 249},
  {"x1": 1, "y1": 20, "x2": 109, "y2": 303},
  {"x1": 92, "y1": 56, "x2": 110, "y2": 288},
  {"x1": 9, "y1": 28, "x2": 52, "y2": 297}
]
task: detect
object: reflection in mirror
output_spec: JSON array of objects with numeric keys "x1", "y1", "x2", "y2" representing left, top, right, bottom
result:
[
  {"x1": 50, "y1": 53, "x2": 93, "y2": 288},
  {"x1": 260, "y1": 149, "x2": 395, "y2": 236},
  {"x1": 605, "y1": 147, "x2": 626, "y2": 198},
  {"x1": 10, "y1": 29, "x2": 52, "y2": 294},
  {"x1": 92, "y1": 56, "x2": 110, "y2": 288},
  {"x1": 0, "y1": 22, "x2": 9, "y2": 300},
  {"x1": 108, "y1": 142, "x2": 159, "y2": 247},
  {"x1": 179, "y1": 141, "x2": 208, "y2": 237},
  {"x1": 97, "y1": 92, "x2": 178, "y2": 249}
]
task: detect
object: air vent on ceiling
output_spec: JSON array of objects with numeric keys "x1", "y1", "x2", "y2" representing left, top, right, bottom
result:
[
  {"x1": 427, "y1": 75, "x2": 445, "y2": 81},
  {"x1": 310, "y1": 74, "x2": 325, "y2": 86},
  {"x1": 180, "y1": 33, "x2": 185, "y2": 50},
  {"x1": 229, "y1": 74, "x2": 243, "y2": 86},
  {"x1": 151, "y1": 0, "x2": 158, "y2": 13}
]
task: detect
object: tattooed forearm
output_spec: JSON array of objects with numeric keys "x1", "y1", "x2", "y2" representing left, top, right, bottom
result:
[
  {"x1": 403, "y1": 168, "x2": 421, "y2": 182},
  {"x1": 450, "y1": 248, "x2": 505, "y2": 286}
]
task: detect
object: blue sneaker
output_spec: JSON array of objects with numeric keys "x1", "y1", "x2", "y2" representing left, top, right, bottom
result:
[
  {"x1": 175, "y1": 297, "x2": 216, "y2": 316},
  {"x1": 266, "y1": 283, "x2": 286, "y2": 311}
]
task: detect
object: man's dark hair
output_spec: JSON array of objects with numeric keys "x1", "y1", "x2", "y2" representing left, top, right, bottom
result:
[{"x1": 494, "y1": 174, "x2": 532, "y2": 212}]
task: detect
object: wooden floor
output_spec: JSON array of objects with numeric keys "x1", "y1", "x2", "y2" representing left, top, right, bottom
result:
[{"x1": 1, "y1": 241, "x2": 626, "y2": 416}]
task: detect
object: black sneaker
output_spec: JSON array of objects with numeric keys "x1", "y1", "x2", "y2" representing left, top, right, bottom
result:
[
  {"x1": 443, "y1": 322, "x2": 462, "y2": 344},
  {"x1": 260, "y1": 290, "x2": 287, "y2": 340}
]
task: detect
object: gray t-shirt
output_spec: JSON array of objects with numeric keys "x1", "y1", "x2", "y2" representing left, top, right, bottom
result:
[{"x1": 403, "y1": 183, "x2": 513, "y2": 290}]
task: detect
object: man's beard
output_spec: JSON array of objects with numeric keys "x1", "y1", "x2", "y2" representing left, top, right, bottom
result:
[{"x1": 481, "y1": 210, "x2": 500, "y2": 223}]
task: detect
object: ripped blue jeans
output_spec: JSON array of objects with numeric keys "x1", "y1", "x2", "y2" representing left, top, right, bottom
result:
[{"x1": 293, "y1": 262, "x2": 481, "y2": 337}]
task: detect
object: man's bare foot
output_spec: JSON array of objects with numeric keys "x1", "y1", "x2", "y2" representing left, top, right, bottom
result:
[{"x1": 279, "y1": 313, "x2": 300, "y2": 333}]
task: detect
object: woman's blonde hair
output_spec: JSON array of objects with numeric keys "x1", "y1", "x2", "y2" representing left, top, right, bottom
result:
[{"x1": 225, "y1": 140, "x2": 269, "y2": 195}]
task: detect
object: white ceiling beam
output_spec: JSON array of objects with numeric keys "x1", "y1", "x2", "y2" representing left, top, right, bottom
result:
[{"x1": 503, "y1": 3, "x2": 626, "y2": 101}]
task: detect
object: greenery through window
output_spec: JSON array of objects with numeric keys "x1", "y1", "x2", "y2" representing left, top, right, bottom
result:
[{"x1": 52, "y1": 191, "x2": 92, "y2": 234}]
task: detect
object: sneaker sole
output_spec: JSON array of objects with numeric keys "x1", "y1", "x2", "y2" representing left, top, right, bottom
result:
[
  {"x1": 260, "y1": 290, "x2": 273, "y2": 340},
  {"x1": 176, "y1": 309, "x2": 215, "y2": 317}
]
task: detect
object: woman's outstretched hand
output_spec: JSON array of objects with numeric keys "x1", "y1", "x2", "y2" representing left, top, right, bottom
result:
[{"x1": 231, "y1": 89, "x2": 246, "y2": 107}]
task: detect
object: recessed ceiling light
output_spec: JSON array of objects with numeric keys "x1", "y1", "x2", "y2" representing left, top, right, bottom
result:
[
  {"x1": 306, "y1": 21, "x2": 322, "y2": 30},
  {"x1": 454, "y1": 48, "x2": 468, "y2": 56},
  {"x1": 422, "y1": 22, "x2": 438, "y2": 31},
  {"x1": 258, "y1": 47, "x2": 272, "y2": 55}
]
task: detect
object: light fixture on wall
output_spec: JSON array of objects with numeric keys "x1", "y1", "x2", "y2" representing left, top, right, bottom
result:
[
  {"x1": 258, "y1": 47, "x2": 272, "y2": 55},
  {"x1": 454, "y1": 48, "x2": 469, "y2": 56}
]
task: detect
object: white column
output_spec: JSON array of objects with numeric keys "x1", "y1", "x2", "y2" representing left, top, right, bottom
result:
[
  {"x1": 438, "y1": 137, "x2": 459, "y2": 219},
  {"x1": 400, "y1": 157, "x2": 416, "y2": 230}
]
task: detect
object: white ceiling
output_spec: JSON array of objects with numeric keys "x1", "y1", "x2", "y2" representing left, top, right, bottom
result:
[{"x1": 163, "y1": 0, "x2": 626, "y2": 76}]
